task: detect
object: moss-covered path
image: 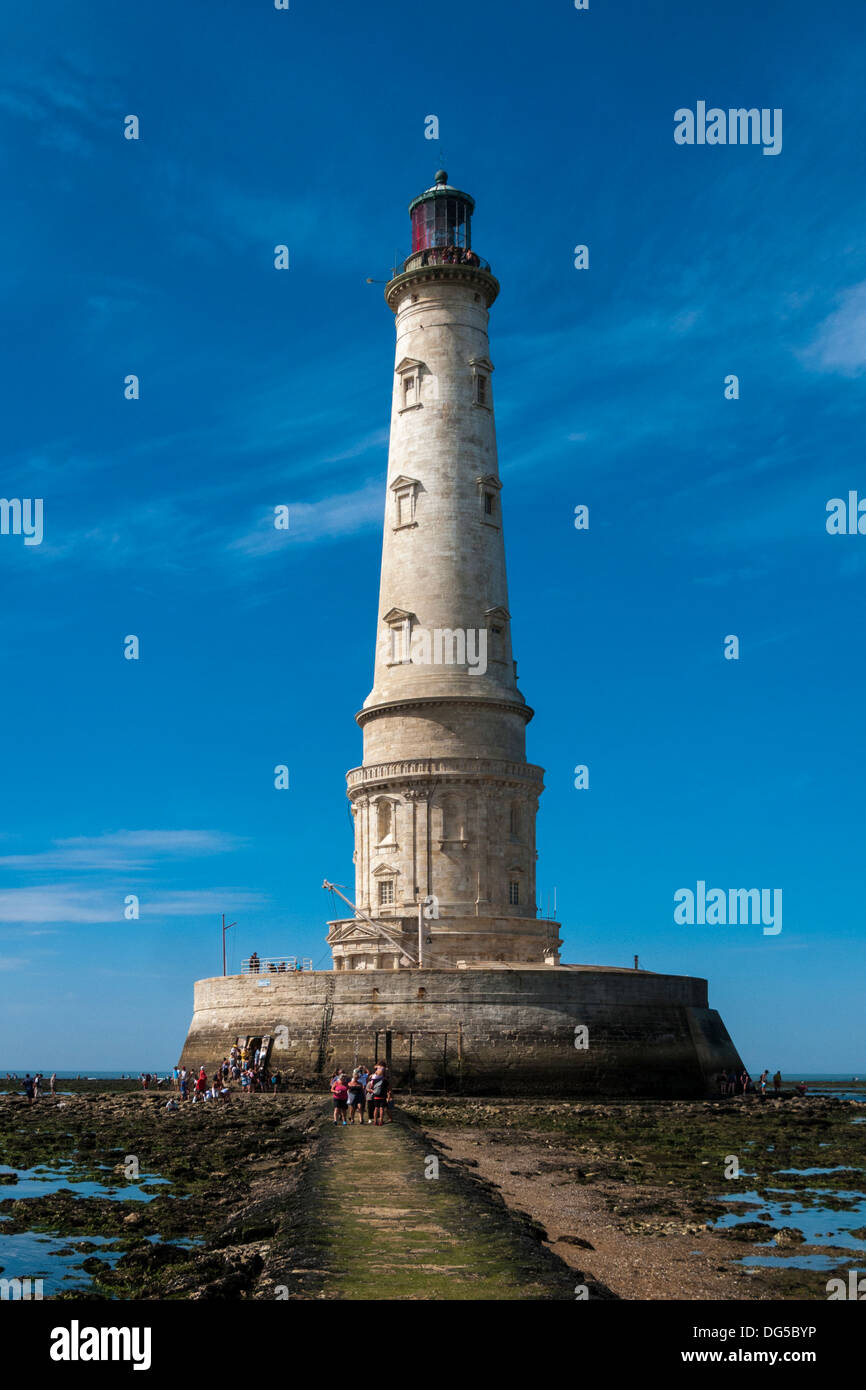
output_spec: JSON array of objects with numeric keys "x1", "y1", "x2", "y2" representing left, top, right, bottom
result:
[{"x1": 286, "y1": 1109, "x2": 598, "y2": 1300}]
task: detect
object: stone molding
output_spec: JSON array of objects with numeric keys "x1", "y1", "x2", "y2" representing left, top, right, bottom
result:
[{"x1": 346, "y1": 756, "x2": 545, "y2": 793}]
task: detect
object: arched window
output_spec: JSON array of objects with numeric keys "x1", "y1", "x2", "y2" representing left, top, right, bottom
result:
[{"x1": 509, "y1": 803, "x2": 520, "y2": 838}]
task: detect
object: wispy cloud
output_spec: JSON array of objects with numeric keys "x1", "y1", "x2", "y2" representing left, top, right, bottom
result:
[
  {"x1": 800, "y1": 281, "x2": 866, "y2": 377},
  {"x1": 228, "y1": 478, "x2": 383, "y2": 555},
  {"x1": 0, "y1": 830, "x2": 243, "y2": 873},
  {"x1": 0, "y1": 886, "x2": 266, "y2": 925}
]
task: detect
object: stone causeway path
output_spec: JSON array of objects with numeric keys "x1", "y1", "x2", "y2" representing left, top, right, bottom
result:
[{"x1": 301, "y1": 1110, "x2": 580, "y2": 1299}]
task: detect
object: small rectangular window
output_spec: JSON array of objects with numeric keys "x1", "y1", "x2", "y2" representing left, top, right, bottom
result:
[
  {"x1": 475, "y1": 374, "x2": 488, "y2": 405},
  {"x1": 379, "y1": 880, "x2": 395, "y2": 906},
  {"x1": 403, "y1": 376, "x2": 415, "y2": 403},
  {"x1": 508, "y1": 880, "x2": 520, "y2": 905},
  {"x1": 484, "y1": 492, "x2": 494, "y2": 515}
]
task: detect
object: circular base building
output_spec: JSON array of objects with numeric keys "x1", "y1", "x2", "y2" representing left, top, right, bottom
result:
[{"x1": 179, "y1": 963, "x2": 742, "y2": 1097}]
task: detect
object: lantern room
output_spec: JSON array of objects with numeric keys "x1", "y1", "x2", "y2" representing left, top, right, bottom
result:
[{"x1": 409, "y1": 170, "x2": 475, "y2": 253}]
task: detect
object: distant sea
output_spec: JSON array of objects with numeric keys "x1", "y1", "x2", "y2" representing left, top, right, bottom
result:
[{"x1": 0, "y1": 1069, "x2": 175, "y2": 1078}]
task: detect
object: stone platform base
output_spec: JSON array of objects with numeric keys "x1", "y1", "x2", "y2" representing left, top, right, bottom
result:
[{"x1": 178, "y1": 964, "x2": 742, "y2": 1097}]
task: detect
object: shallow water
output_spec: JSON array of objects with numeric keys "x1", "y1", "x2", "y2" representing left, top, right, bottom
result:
[
  {"x1": 0, "y1": 1162, "x2": 170, "y2": 1202},
  {"x1": 712, "y1": 1187, "x2": 866, "y2": 1262},
  {"x1": 0, "y1": 1230, "x2": 124, "y2": 1295},
  {"x1": 737, "y1": 1253, "x2": 860, "y2": 1272}
]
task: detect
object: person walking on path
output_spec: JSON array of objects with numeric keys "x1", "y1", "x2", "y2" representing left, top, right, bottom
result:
[
  {"x1": 369, "y1": 1064, "x2": 389, "y2": 1126},
  {"x1": 364, "y1": 1070, "x2": 376, "y2": 1122},
  {"x1": 346, "y1": 1069, "x2": 365, "y2": 1124},
  {"x1": 331, "y1": 1072, "x2": 349, "y2": 1125},
  {"x1": 356, "y1": 1065, "x2": 369, "y2": 1121}
]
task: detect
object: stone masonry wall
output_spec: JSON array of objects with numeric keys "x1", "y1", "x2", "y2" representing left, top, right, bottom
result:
[{"x1": 179, "y1": 967, "x2": 743, "y2": 1097}]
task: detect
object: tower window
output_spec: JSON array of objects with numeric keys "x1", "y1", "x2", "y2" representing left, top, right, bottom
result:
[
  {"x1": 484, "y1": 492, "x2": 494, "y2": 515},
  {"x1": 379, "y1": 880, "x2": 395, "y2": 906},
  {"x1": 403, "y1": 375, "x2": 416, "y2": 406},
  {"x1": 376, "y1": 799, "x2": 394, "y2": 844},
  {"x1": 389, "y1": 477, "x2": 420, "y2": 530},
  {"x1": 474, "y1": 374, "x2": 488, "y2": 406},
  {"x1": 509, "y1": 804, "x2": 520, "y2": 836},
  {"x1": 508, "y1": 880, "x2": 520, "y2": 905}
]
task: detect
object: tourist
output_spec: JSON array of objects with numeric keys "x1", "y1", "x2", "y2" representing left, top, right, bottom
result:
[
  {"x1": 346, "y1": 1069, "x2": 365, "y2": 1124},
  {"x1": 270, "y1": 1070, "x2": 281, "y2": 1093},
  {"x1": 331, "y1": 1071, "x2": 349, "y2": 1125},
  {"x1": 369, "y1": 1064, "x2": 389, "y2": 1126},
  {"x1": 795, "y1": 1080, "x2": 808, "y2": 1097},
  {"x1": 249, "y1": 952, "x2": 260, "y2": 974},
  {"x1": 739, "y1": 1070, "x2": 751, "y2": 1095},
  {"x1": 726, "y1": 1069, "x2": 737, "y2": 1096},
  {"x1": 364, "y1": 1070, "x2": 376, "y2": 1122},
  {"x1": 172, "y1": 1066, "x2": 180, "y2": 1090},
  {"x1": 356, "y1": 1063, "x2": 369, "y2": 1120},
  {"x1": 50, "y1": 1072, "x2": 57, "y2": 1096},
  {"x1": 23, "y1": 1073, "x2": 34, "y2": 1103},
  {"x1": 33, "y1": 1073, "x2": 42, "y2": 1099},
  {"x1": 773, "y1": 1070, "x2": 782, "y2": 1093},
  {"x1": 165, "y1": 1097, "x2": 179, "y2": 1112},
  {"x1": 759, "y1": 1069, "x2": 769, "y2": 1096}
]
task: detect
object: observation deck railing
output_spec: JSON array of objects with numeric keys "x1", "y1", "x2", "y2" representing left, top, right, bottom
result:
[
  {"x1": 241, "y1": 956, "x2": 314, "y2": 975},
  {"x1": 400, "y1": 247, "x2": 492, "y2": 274}
]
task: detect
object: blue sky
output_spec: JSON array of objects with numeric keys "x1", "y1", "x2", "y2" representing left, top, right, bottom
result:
[{"x1": 1, "y1": 1, "x2": 864, "y2": 1072}]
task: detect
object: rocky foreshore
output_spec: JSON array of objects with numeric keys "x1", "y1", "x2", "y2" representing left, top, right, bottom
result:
[{"x1": 1, "y1": 1088, "x2": 863, "y2": 1299}]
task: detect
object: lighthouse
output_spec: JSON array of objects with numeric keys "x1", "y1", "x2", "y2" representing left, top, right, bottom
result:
[
  {"x1": 326, "y1": 172, "x2": 561, "y2": 971},
  {"x1": 179, "y1": 173, "x2": 744, "y2": 1097}
]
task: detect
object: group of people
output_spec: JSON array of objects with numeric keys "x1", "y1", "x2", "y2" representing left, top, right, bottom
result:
[
  {"x1": 20, "y1": 1072, "x2": 56, "y2": 1101},
  {"x1": 418, "y1": 245, "x2": 481, "y2": 267},
  {"x1": 246, "y1": 952, "x2": 303, "y2": 974},
  {"x1": 169, "y1": 1045, "x2": 283, "y2": 1105},
  {"x1": 330, "y1": 1064, "x2": 392, "y2": 1126},
  {"x1": 717, "y1": 1069, "x2": 789, "y2": 1096}
]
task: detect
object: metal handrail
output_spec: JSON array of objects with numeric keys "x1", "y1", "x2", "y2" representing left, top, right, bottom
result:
[
  {"x1": 241, "y1": 956, "x2": 313, "y2": 975},
  {"x1": 401, "y1": 248, "x2": 491, "y2": 273}
]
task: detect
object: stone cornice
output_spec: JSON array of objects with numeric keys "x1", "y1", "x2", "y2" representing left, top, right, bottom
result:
[
  {"x1": 346, "y1": 756, "x2": 546, "y2": 794},
  {"x1": 356, "y1": 694, "x2": 534, "y2": 728},
  {"x1": 385, "y1": 263, "x2": 500, "y2": 312}
]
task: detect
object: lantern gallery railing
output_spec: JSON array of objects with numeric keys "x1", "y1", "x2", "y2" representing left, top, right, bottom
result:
[
  {"x1": 241, "y1": 956, "x2": 313, "y2": 975},
  {"x1": 401, "y1": 247, "x2": 491, "y2": 273}
]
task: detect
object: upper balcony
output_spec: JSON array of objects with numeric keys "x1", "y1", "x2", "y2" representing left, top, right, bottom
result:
[
  {"x1": 400, "y1": 246, "x2": 491, "y2": 274},
  {"x1": 386, "y1": 246, "x2": 499, "y2": 310}
]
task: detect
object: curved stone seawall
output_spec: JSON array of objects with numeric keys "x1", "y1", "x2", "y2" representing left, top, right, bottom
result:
[{"x1": 179, "y1": 968, "x2": 743, "y2": 1097}]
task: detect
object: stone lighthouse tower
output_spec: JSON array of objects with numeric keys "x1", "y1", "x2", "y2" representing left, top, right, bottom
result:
[
  {"x1": 180, "y1": 170, "x2": 744, "y2": 1094},
  {"x1": 327, "y1": 172, "x2": 562, "y2": 971}
]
